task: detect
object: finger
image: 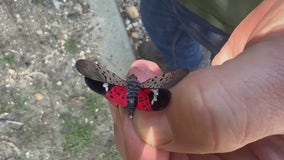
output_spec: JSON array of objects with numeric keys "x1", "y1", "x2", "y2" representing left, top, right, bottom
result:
[
  {"x1": 117, "y1": 102, "x2": 169, "y2": 159},
  {"x1": 114, "y1": 107, "x2": 170, "y2": 160},
  {"x1": 127, "y1": 59, "x2": 163, "y2": 82}
]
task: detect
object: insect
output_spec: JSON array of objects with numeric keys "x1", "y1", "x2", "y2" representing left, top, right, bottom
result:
[{"x1": 75, "y1": 59, "x2": 188, "y2": 118}]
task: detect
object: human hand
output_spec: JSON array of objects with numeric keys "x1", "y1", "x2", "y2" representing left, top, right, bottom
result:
[
  {"x1": 109, "y1": 1, "x2": 284, "y2": 159},
  {"x1": 109, "y1": 58, "x2": 284, "y2": 160}
]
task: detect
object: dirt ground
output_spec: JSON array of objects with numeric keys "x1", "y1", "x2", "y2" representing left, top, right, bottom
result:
[{"x1": 0, "y1": 0, "x2": 122, "y2": 159}]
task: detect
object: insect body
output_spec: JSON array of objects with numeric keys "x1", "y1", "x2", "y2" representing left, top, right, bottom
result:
[
  {"x1": 76, "y1": 59, "x2": 188, "y2": 118},
  {"x1": 126, "y1": 74, "x2": 140, "y2": 117}
]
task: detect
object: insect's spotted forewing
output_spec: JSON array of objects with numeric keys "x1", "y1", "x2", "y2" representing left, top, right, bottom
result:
[
  {"x1": 141, "y1": 69, "x2": 188, "y2": 88},
  {"x1": 77, "y1": 59, "x2": 128, "y2": 107},
  {"x1": 76, "y1": 59, "x2": 126, "y2": 86}
]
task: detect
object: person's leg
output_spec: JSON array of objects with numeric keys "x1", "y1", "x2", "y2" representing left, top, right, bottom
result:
[
  {"x1": 141, "y1": 0, "x2": 202, "y2": 70},
  {"x1": 140, "y1": 0, "x2": 230, "y2": 70},
  {"x1": 171, "y1": 0, "x2": 230, "y2": 59}
]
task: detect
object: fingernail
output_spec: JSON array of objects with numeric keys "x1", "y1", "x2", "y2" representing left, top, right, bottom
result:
[{"x1": 133, "y1": 111, "x2": 173, "y2": 147}]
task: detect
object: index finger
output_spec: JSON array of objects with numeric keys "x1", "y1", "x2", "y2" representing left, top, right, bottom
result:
[{"x1": 127, "y1": 59, "x2": 164, "y2": 82}]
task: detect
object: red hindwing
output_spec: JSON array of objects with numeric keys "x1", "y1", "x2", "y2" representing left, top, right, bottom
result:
[
  {"x1": 105, "y1": 86, "x2": 127, "y2": 107},
  {"x1": 136, "y1": 88, "x2": 153, "y2": 111}
]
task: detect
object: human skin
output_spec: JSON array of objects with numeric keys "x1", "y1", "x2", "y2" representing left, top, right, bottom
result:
[{"x1": 109, "y1": 0, "x2": 284, "y2": 159}]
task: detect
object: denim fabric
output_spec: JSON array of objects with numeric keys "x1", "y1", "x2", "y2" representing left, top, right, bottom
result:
[{"x1": 140, "y1": 0, "x2": 230, "y2": 70}]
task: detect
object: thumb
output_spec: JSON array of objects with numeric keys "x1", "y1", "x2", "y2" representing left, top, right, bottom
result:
[{"x1": 133, "y1": 50, "x2": 284, "y2": 154}]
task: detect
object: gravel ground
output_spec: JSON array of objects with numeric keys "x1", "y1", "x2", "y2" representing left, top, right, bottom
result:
[{"x1": 115, "y1": 0, "x2": 148, "y2": 51}]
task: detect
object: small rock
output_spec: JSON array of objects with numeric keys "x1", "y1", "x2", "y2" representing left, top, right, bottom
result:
[
  {"x1": 35, "y1": 93, "x2": 44, "y2": 101},
  {"x1": 74, "y1": 3, "x2": 83, "y2": 15},
  {"x1": 70, "y1": 96, "x2": 85, "y2": 106},
  {"x1": 125, "y1": 19, "x2": 130, "y2": 25},
  {"x1": 52, "y1": 1, "x2": 62, "y2": 10},
  {"x1": 126, "y1": 24, "x2": 133, "y2": 31},
  {"x1": 36, "y1": 29, "x2": 43, "y2": 35},
  {"x1": 8, "y1": 69, "x2": 15, "y2": 74},
  {"x1": 130, "y1": 32, "x2": 139, "y2": 39},
  {"x1": 125, "y1": 6, "x2": 139, "y2": 19},
  {"x1": 25, "y1": 151, "x2": 30, "y2": 159},
  {"x1": 59, "y1": 39, "x2": 65, "y2": 46},
  {"x1": 56, "y1": 81, "x2": 62, "y2": 86},
  {"x1": 132, "y1": 21, "x2": 139, "y2": 27}
]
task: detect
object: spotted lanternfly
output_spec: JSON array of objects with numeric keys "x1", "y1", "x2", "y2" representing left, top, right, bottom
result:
[{"x1": 75, "y1": 59, "x2": 188, "y2": 118}]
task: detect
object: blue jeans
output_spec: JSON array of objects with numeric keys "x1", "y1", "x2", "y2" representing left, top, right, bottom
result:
[{"x1": 140, "y1": 0, "x2": 230, "y2": 70}]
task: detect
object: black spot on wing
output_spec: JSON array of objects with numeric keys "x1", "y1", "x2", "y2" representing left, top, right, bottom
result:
[
  {"x1": 141, "y1": 69, "x2": 188, "y2": 88},
  {"x1": 150, "y1": 88, "x2": 171, "y2": 111}
]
